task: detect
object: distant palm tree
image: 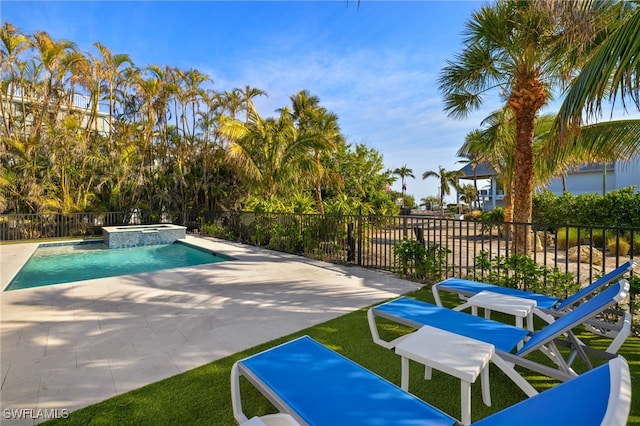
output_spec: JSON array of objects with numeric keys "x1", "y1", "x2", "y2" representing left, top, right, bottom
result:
[
  {"x1": 456, "y1": 151, "x2": 481, "y2": 207},
  {"x1": 422, "y1": 165, "x2": 463, "y2": 216},
  {"x1": 237, "y1": 84, "x2": 267, "y2": 124},
  {"x1": 392, "y1": 164, "x2": 414, "y2": 199},
  {"x1": 459, "y1": 183, "x2": 478, "y2": 211}
]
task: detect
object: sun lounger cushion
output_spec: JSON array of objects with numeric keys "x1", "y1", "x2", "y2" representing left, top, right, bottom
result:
[
  {"x1": 436, "y1": 278, "x2": 559, "y2": 309},
  {"x1": 236, "y1": 335, "x2": 456, "y2": 425},
  {"x1": 435, "y1": 260, "x2": 636, "y2": 313},
  {"x1": 473, "y1": 356, "x2": 631, "y2": 426},
  {"x1": 234, "y1": 337, "x2": 631, "y2": 426},
  {"x1": 372, "y1": 296, "x2": 530, "y2": 352}
]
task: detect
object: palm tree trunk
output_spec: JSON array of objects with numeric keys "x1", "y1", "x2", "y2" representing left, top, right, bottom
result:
[
  {"x1": 509, "y1": 75, "x2": 545, "y2": 254},
  {"x1": 511, "y1": 106, "x2": 536, "y2": 254},
  {"x1": 503, "y1": 182, "x2": 513, "y2": 242},
  {"x1": 314, "y1": 151, "x2": 324, "y2": 214}
]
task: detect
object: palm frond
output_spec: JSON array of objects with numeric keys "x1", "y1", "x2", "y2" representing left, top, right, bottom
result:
[
  {"x1": 556, "y1": 8, "x2": 640, "y2": 128},
  {"x1": 574, "y1": 119, "x2": 640, "y2": 160}
]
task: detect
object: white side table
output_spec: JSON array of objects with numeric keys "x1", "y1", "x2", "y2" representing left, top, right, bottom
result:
[
  {"x1": 465, "y1": 291, "x2": 536, "y2": 332},
  {"x1": 395, "y1": 325, "x2": 494, "y2": 426}
]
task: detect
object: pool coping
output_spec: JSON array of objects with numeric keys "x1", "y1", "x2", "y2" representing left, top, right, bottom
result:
[{"x1": 0, "y1": 242, "x2": 40, "y2": 290}]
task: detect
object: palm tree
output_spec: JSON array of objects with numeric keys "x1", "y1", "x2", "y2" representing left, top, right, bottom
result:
[
  {"x1": 392, "y1": 164, "x2": 414, "y2": 200},
  {"x1": 220, "y1": 105, "x2": 332, "y2": 201},
  {"x1": 438, "y1": 0, "x2": 619, "y2": 252},
  {"x1": 0, "y1": 22, "x2": 29, "y2": 138},
  {"x1": 460, "y1": 104, "x2": 632, "y2": 249},
  {"x1": 456, "y1": 151, "x2": 481, "y2": 208},
  {"x1": 288, "y1": 90, "x2": 342, "y2": 214},
  {"x1": 28, "y1": 30, "x2": 76, "y2": 139},
  {"x1": 238, "y1": 84, "x2": 267, "y2": 124},
  {"x1": 460, "y1": 108, "x2": 540, "y2": 241},
  {"x1": 458, "y1": 183, "x2": 478, "y2": 211},
  {"x1": 132, "y1": 65, "x2": 168, "y2": 180},
  {"x1": 422, "y1": 165, "x2": 463, "y2": 216},
  {"x1": 91, "y1": 42, "x2": 132, "y2": 144},
  {"x1": 72, "y1": 48, "x2": 104, "y2": 137},
  {"x1": 460, "y1": 110, "x2": 516, "y2": 222},
  {"x1": 221, "y1": 89, "x2": 243, "y2": 121}
]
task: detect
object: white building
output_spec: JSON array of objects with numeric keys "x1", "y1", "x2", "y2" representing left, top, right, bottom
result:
[
  {"x1": 458, "y1": 155, "x2": 640, "y2": 211},
  {"x1": 2, "y1": 87, "x2": 111, "y2": 136},
  {"x1": 541, "y1": 157, "x2": 640, "y2": 195}
]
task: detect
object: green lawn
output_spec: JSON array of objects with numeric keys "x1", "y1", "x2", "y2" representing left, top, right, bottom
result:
[{"x1": 45, "y1": 287, "x2": 640, "y2": 425}]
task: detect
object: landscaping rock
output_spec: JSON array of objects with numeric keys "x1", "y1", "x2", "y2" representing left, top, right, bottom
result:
[
  {"x1": 534, "y1": 233, "x2": 544, "y2": 252},
  {"x1": 568, "y1": 246, "x2": 604, "y2": 265},
  {"x1": 536, "y1": 231, "x2": 555, "y2": 247}
]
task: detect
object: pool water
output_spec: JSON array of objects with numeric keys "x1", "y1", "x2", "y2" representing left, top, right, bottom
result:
[{"x1": 5, "y1": 241, "x2": 230, "y2": 291}]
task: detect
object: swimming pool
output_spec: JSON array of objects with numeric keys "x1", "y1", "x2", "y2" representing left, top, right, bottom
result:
[{"x1": 5, "y1": 241, "x2": 231, "y2": 291}]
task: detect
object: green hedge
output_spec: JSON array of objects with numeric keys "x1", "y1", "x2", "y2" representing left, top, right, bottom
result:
[{"x1": 532, "y1": 187, "x2": 640, "y2": 227}]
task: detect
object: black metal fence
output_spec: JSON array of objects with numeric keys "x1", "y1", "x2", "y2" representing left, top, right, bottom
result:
[
  {"x1": 0, "y1": 211, "x2": 159, "y2": 241},
  {"x1": 2, "y1": 210, "x2": 637, "y2": 287},
  {"x1": 202, "y1": 211, "x2": 637, "y2": 286}
]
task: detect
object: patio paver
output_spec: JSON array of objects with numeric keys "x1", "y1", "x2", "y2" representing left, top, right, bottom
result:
[{"x1": 0, "y1": 236, "x2": 420, "y2": 425}]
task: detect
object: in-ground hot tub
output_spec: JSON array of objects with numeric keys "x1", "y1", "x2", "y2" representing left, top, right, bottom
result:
[{"x1": 102, "y1": 224, "x2": 187, "y2": 248}]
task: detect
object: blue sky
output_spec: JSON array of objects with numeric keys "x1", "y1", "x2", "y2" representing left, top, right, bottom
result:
[{"x1": 2, "y1": 1, "x2": 512, "y2": 202}]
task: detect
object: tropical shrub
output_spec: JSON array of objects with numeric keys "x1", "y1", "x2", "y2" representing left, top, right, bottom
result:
[
  {"x1": 624, "y1": 275, "x2": 640, "y2": 335},
  {"x1": 471, "y1": 250, "x2": 578, "y2": 298},
  {"x1": 393, "y1": 238, "x2": 450, "y2": 283},
  {"x1": 267, "y1": 221, "x2": 300, "y2": 253},
  {"x1": 480, "y1": 207, "x2": 505, "y2": 234},
  {"x1": 501, "y1": 254, "x2": 543, "y2": 290},
  {"x1": 201, "y1": 223, "x2": 231, "y2": 239},
  {"x1": 251, "y1": 217, "x2": 272, "y2": 247},
  {"x1": 464, "y1": 210, "x2": 483, "y2": 221},
  {"x1": 538, "y1": 268, "x2": 580, "y2": 300},
  {"x1": 631, "y1": 232, "x2": 640, "y2": 252},
  {"x1": 533, "y1": 188, "x2": 640, "y2": 227}
]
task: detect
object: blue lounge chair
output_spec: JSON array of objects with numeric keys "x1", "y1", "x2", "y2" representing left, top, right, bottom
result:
[
  {"x1": 231, "y1": 336, "x2": 631, "y2": 426},
  {"x1": 368, "y1": 280, "x2": 630, "y2": 393},
  {"x1": 432, "y1": 260, "x2": 635, "y2": 351},
  {"x1": 432, "y1": 260, "x2": 635, "y2": 312}
]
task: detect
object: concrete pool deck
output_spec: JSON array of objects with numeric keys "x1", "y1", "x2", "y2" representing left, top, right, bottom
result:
[{"x1": 0, "y1": 236, "x2": 421, "y2": 425}]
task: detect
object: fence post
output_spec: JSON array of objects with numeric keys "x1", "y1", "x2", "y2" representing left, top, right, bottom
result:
[
  {"x1": 357, "y1": 209, "x2": 363, "y2": 266},
  {"x1": 414, "y1": 226, "x2": 425, "y2": 245},
  {"x1": 402, "y1": 216, "x2": 408, "y2": 239},
  {"x1": 347, "y1": 222, "x2": 355, "y2": 262}
]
